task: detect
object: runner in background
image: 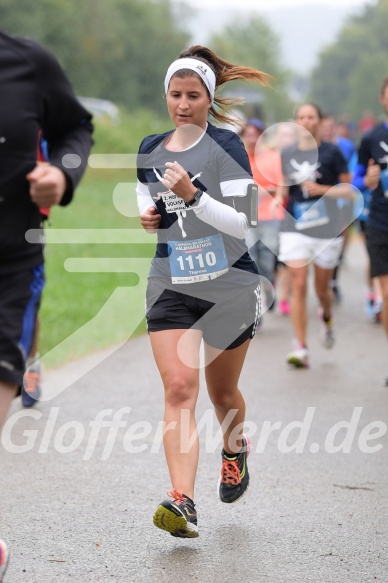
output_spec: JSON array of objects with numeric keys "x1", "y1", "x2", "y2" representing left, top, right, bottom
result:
[
  {"x1": 357, "y1": 186, "x2": 383, "y2": 323},
  {"x1": 0, "y1": 30, "x2": 93, "y2": 580},
  {"x1": 352, "y1": 77, "x2": 388, "y2": 386},
  {"x1": 242, "y1": 118, "x2": 284, "y2": 314},
  {"x1": 319, "y1": 114, "x2": 356, "y2": 303},
  {"x1": 271, "y1": 122, "x2": 299, "y2": 316},
  {"x1": 274, "y1": 103, "x2": 353, "y2": 368}
]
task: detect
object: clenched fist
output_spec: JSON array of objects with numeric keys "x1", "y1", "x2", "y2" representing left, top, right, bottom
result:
[
  {"x1": 140, "y1": 206, "x2": 161, "y2": 234},
  {"x1": 27, "y1": 162, "x2": 68, "y2": 208}
]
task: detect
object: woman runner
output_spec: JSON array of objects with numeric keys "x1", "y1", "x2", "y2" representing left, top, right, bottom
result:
[{"x1": 136, "y1": 45, "x2": 271, "y2": 537}]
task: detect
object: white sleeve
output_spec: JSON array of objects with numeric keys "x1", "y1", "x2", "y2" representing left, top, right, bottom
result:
[
  {"x1": 136, "y1": 180, "x2": 156, "y2": 214},
  {"x1": 190, "y1": 178, "x2": 253, "y2": 239}
]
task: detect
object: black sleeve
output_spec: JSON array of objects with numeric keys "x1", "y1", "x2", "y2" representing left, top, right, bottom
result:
[
  {"x1": 136, "y1": 137, "x2": 148, "y2": 184},
  {"x1": 357, "y1": 133, "x2": 372, "y2": 168},
  {"x1": 31, "y1": 41, "x2": 94, "y2": 205}
]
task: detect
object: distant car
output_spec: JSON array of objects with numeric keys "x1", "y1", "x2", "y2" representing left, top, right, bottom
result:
[{"x1": 77, "y1": 97, "x2": 120, "y2": 123}]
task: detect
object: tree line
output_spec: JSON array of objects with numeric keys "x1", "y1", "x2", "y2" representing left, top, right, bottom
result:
[
  {"x1": 0, "y1": 0, "x2": 291, "y2": 120},
  {"x1": 0, "y1": 0, "x2": 189, "y2": 113},
  {"x1": 1, "y1": 0, "x2": 386, "y2": 123},
  {"x1": 309, "y1": 0, "x2": 388, "y2": 120}
]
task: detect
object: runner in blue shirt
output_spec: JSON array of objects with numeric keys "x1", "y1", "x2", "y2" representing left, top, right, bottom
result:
[{"x1": 352, "y1": 77, "x2": 388, "y2": 386}]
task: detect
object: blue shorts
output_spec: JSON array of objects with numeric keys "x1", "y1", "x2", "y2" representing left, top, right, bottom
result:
[{"x1": 0, "y1": 264, "x2": 45, "y2": 387}]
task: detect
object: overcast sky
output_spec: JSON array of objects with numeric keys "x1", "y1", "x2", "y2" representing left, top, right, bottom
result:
[
  {"x1": 174, "y1": 0, "x2": 373, "y2": 72},
  {"x1": 179, "y1": 0, "x2": 371, "y2": 10}
]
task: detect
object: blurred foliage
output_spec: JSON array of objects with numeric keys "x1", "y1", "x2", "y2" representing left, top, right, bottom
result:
[
  {"x1": 0, "y1": 0, "x2": 190, "y2": 112},
  {"x1": 208, "y1": 15, "x2": 295, "y2": 123},
  {"x1": 90, "y1": 108, "x2": 172, "y2": 155},
  {"x1": 309, "y1": 0, "x2": 388, "y2": 120},
  {"x1": 0, "y1": 0, "x2": 295, "y2": 121}
]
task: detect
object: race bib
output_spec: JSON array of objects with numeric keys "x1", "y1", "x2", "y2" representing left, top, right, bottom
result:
[
  {"x1": 294, "y1": 198, "x2": 329, "y2": 230},
  {"x1": 169, "y1": 234, "x2": 229, "y2": 284},
  {"x1": 159, "y1": 191, "x2": 187, "y2": 213}
]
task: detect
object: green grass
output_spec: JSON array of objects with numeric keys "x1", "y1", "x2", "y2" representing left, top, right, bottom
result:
[
  {"x1": 40, "y1": 170, "x2": 155, "y2": 369},
  {"x1": 91, "y1": 108, "x2": 172, "y2": 154},
  {"x1": 39, "y1": 109, "x2": 174, "y2": 368}
]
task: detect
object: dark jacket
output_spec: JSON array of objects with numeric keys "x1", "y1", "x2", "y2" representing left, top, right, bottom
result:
[{"x1": 0, "y1": 30, "x2": 94, "y2": 273}]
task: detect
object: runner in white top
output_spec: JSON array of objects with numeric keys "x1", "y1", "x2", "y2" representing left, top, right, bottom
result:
[{"x1": 274, "y1": 103, "x2": 354, "y2": 368}]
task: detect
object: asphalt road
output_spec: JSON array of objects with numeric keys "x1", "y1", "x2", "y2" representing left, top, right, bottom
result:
[{"x1": 1, "y1": 236, "x2": 387, "y2": 583}]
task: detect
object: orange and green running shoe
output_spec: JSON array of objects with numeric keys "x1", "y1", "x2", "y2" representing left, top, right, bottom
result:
[{"x1": 153, "y1": 489, "x2": 199, "y2": 538}]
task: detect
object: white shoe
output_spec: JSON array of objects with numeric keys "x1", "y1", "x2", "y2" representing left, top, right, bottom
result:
[
  {"x1": 287, "y1": 341, "x2": 309, "y2": 368},
  {"x1": 318, "y1": 308, "x2": 335, "y2": 349},
  {"x1": 373, "y1": 299, "x2": 383, "y2": 323},
  {"x1": 0, "y1": 540, "x2": 9, "y2": 582}
]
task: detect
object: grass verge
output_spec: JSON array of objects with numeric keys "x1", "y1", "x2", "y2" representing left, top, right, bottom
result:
[{"x1": 40, "y1": 170, "x2": 155, "y2": 368}]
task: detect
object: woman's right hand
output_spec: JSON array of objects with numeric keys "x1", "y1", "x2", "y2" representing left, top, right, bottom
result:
[{"x1": 140, "y1": 206, "x2": 161, "y2": 234}]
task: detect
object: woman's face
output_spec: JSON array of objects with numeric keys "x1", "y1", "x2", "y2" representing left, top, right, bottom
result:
[
  {"x1": 295, "y1": 104, "x2": 321, "y2": 138},
  {"x1": 166, "y1": 74, "x2": 211, "y2": 129}
]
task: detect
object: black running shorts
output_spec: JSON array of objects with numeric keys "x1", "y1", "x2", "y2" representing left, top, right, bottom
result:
[
  {"x1": 146, "y1": 276, "x2": 261, "y2": 350},
  {"x1": 358, "y1": 219, "x2": 367, "y2": 235},
  {"x1": 0, "y1": 264, "x2": 45, "y2": 387},
  {"x1": 366, "y1": 228, "x2": 388, "y2": 278}
]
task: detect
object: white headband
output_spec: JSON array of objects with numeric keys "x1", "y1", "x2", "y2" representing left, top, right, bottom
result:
[{"x1": 164, "y1": 58, "x2": 216, "y2": 101}]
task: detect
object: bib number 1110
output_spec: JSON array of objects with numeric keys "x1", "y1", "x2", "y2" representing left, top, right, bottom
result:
[{"x1": 177, "y1": 251, "x2": 216, "y2": 271}]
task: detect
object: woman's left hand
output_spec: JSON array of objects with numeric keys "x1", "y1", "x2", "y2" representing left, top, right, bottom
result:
[{"x1": 161, "y1": 161, "x2": 197, "y2": 202}]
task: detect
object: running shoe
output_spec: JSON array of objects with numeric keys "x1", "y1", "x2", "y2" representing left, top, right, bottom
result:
[
  {"x1": 153, "y1": 489, "x2": 198, "y2": 538},
  {"x1": 279, "y1": 299, "x2": 290, "y2": 316},
  {"x1": 318, "y1": 308, "x2": 335, "y2": 349},
  {"x1": 218, "y1": 434, "x2": 251, "y2": 503},
  {"x1": 286, "y1": 341, "x2": 309, "y2": 368},
  {"x1": 0, "y1": 540, "x2": 9, "y2": 583},
  {"x1": 22, "y1": 360, "x2": 42, "y2": 407},
  {"x1": 366, "y1": 291, "x2": 377, "y2": 321},
  {"x1": 373, "y1": 299, "x2": 383, "y2": 324}
]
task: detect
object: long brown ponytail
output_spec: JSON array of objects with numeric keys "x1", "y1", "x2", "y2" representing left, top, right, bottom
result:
[{"x1": 174, "y1": 45, "x2": 273, "y2": 126}]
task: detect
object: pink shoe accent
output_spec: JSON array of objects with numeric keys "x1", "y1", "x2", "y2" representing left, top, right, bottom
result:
[{"x1": 279, "y1": 299, "x2": 290, "y2": 315}]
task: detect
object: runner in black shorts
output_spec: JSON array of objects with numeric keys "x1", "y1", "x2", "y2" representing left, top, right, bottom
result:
[
  {"x1": 136, "y1": 45, "x2": 271, "y2": 538},
  {"x1": 352, "y1": 76, "x2": 388, "y2": 385},
  {"x1": 0, "y1": 266, "x2": 45, "y2": 390},
  {"x1": 0, "y1": 30, "x2": 93, "y2": 425},
  {"x1": 0, "y1": 30, "x2": 93, "y2": 581}
]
